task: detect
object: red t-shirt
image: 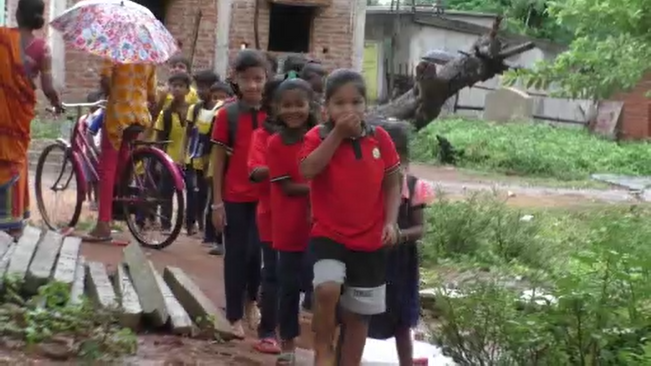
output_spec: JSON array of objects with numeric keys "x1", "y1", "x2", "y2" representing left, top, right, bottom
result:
[
  {"x1": 299, "y1": 124, "x2": 400, "y2": 252},
  {"x1": 210, "y1": 103, "x2": 266, "y2": 202},
  {"x1": 247, "y1": 126, "x2": 274, "y2": 242},
  {"x1": 268, "y1": 133, "x2": 310, "y2": 252}
]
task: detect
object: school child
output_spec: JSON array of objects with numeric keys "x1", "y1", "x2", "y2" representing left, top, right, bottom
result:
[
  {"x1": 185, "y1": 70, "x2": 220, "y2": 236},
  {"x1": 204, "y1": 81, "x2": 234, "y2": 255},
  {"x1": 211, "y1": 49, "x2": 269, "y2": 338},
  {"x1": 267, "y1": 78, "x2": 318, "y2": 364},
  {"x1": 247, "y1": 75, "x2": 285, "y2": 354},
  {"x1": 367, "y1": 120, "x2": 435, "y2": 366},
  {"x1": 299, "y1": 61, "x2": 326, "y2": 98},
  {"x1": 154, "y1": 72, "x2": 192, "y2": 234},
  {"x1": 151, "y1": 55, "x2": 199, "y2": 126},
  {"x1": 299, "y1": 69, "x2": 402, "y2": 366},
  {"x1": 265, "y1": 52, "x2": 279, "y2": 75}
]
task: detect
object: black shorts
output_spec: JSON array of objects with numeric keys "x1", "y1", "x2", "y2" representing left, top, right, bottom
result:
[{"x1": 311, "y1": 237, "x2": 388, "y2": 315}]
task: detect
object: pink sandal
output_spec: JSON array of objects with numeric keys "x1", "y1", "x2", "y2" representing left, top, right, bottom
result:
[{"x1": 253, "y1": 338, "x2": 281, "y2": 355}]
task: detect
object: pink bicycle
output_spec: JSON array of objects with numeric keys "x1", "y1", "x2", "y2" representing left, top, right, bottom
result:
[{"x1": 34, "y1": 101, "x2": 185, "y2": 249}]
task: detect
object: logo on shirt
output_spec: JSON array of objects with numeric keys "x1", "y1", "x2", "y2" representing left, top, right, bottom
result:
[{"x1": 372, "y1": 147, "x2": 381, "y2": 159}]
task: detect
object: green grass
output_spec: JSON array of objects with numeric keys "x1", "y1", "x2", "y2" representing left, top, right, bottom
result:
[
  {"x1": 31, "y1": 118, "x2": 66, "y2": 140},
  {"x1": 411, "y1": 118, "x2": 651, "y2": 181}
]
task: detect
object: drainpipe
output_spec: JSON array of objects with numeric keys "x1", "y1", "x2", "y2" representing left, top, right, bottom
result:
[
  {"x1": 214, "y1": 0, "x2": 233, "y2": 78},
  {"x1": 351, "y1": 0, "x2": 367, "y2": 71}
]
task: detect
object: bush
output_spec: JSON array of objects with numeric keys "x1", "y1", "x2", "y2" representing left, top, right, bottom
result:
[
  {"x1": 411, "y1": 118, "x2": 651, "y2": 180},
  {"x1": 422, "y1": 195, "x2": 651, "y2": 365}
]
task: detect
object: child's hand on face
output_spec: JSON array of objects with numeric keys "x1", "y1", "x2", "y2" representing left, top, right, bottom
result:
[{"x1": 333, "y1": 113, "x2": 361, "y2": 138}]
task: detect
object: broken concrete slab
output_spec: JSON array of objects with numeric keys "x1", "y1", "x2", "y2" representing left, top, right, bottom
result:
[
  {"x1": 163, "y1": 266, "x2": 235, "y2": 340},
  {"x1": 153, "y1": 265, "x2": 192, "y2": 335},
  {"x1": 113, "y1": 263, "x2": 142, "y2": 329},
  {"x1": 0, "y1": 231, "x2": 13, "y2": 247},
  {"x1": 122, "y1": 243, "x2": 168, "y2": 326},
  {"x1": 591, "y1": 174, "x2": 651, "y2": 191},
  {"x1": 53, "y1": 236, "x2": 81, "y2": 287},
  {"x1": 69, "y1": 256, "x2": 86, "y2": 305},
  {"x1": 6, "y1": 226, "x2": 42, "y2": 281},
  {"x1": 26, "y1": 230, "x2": 64, "y2": 293},
  {"x1": 85, "y1": 261, "x2": 117, "y2": 309}
]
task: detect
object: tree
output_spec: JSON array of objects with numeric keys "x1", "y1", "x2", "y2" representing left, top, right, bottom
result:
[
  {"x1": 373, "y1": 16, "x2": 535, "y2": 130},
  {"x1": 504, "y1": 0, "x2": 651, "y2": 100}
]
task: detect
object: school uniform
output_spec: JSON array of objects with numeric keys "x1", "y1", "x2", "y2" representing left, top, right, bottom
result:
[
  {"x1": 247, "y1": 119, "x2": 278, "y2": 339},
  {"x1": 268, "y1": 129, "x2": 312, "y2": 341},
  {"x1": 299, "y1": 122, "x2": 400, "y2": 316},
  {"x1": 185, "y1": 102, "x2": 220, "y2": 233},
  {"x1": 153, "y1": 107, "x2": 187, "y2": 230},
  {"x1": 368, "y1": 174, "x2": 429, "y2": 339},
  {"x1": 211, "y1": 102, "x2": 265, "y2": 323}
]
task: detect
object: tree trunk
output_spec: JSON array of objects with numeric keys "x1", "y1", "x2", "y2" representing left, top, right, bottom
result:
[{"x1": 369, "y1": 16, "x2": 535, "y2": 130}]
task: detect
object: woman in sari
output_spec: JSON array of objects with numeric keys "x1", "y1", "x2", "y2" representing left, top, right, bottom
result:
[
  {"x1": 0, "y1": 0, "x2": 63, "y2": 236},
  {"x1": 83, "y1": 58, "x2": 157, "y2": 242}
]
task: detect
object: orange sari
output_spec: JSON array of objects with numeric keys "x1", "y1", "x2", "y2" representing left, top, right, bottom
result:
[{"x1": 0, "y1": 27, "x2": 37, "y2": 230}]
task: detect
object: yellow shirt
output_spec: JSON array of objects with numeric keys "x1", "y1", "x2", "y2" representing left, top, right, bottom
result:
[
  {"x1": 101, "y1": 60, "x2": 156, "y2": 150},
  {"x1": 186, "y1": 102, "x2": 222, "y2": 170},
  {"x1": 158, "y1": 86, "x2": 199, "y2": 109},
  {"x1": 154, "y1": 109, "x2": 187, "y2": 164}
]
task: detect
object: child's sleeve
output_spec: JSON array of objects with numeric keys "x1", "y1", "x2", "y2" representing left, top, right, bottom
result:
[
  {"x1": 268, "y1": 137, "x2": 290, "y2": 183},
  {"x1": 248, "y1": 130, "x2": 267, "y2": 179},
  {"x1": 298, "y1": 126, "x2": 321, "y2": 162},
  {"x1": 211, "y1": 108, "x2": 230, "y2": 150},
  {"x1": 412, "y1": 179, "x2": 436, "y2": 207},
  {"x1": 153, "y1": 110, "x2": 165, "y2": 132},
  {"x1": 375, "y1": 127, "x2": 401, "y2": 176},
  {"x1": 185, "y1": 104, "x2": 195, "y2": 124}
]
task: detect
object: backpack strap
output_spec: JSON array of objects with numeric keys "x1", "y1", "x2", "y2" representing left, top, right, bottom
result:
[
  {"x1": 161, "y1": 108, "x2": 174, "y2": 141},
  {"x1": 406, "y1": 174, "x2": 417, "y2": 201},
  {"x1": 190, "y1": 101, "x2": 204, "y2": 125},
  {"x1": 225, "y1": 102, "x2": 241, "y2": 149}
]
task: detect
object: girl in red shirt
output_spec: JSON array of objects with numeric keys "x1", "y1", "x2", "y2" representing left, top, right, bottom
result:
[
  {"x1": 300, "y1": 69, "x2": 402, "y2": 366},
  {"x1": 267, "y1": 79, "x2": 318, "y2": 364}
]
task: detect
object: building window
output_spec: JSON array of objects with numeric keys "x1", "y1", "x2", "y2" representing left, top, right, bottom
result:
[
  {"x1": 268, "y1": 4, "x2": 314, "y2": 53},
  {"x1": 134, "y1": 0, "x2": 169, "y2": 24}
]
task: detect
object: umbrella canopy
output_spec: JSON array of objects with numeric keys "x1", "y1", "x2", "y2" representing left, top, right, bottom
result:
[{"x1": 50, "y1": 0, "x2": 178, "y2": 64}]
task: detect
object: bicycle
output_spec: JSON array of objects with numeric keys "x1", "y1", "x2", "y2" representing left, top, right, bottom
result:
[{"x1": 34, "y1": 101, "x2": 185, "y2": 249}]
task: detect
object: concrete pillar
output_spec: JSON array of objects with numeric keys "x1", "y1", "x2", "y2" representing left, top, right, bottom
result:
[
  {"x1": 214, "y1": 0, "x2": 233, "y2": 79},
  {"x1": 351, "y1": 0, "x2": 367, "y2": 72},
  {"x1": 48, "y1": 0, "x2": 67, "y2": 90},
  {"x1": 0, "y1": 0, "x2": 6, "y2": 26}
]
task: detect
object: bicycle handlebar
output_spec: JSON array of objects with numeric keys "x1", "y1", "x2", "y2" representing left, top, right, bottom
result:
[{"x1": 61, "y1": 100, "x2": 107, "y2": 109}]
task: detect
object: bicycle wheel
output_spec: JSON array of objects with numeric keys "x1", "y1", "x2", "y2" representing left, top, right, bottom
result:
[
  {"x1": 34, "y1": 143, "x2": 84, "y2": 231},
  {"x1": 118, "y1": 149, "x2": 184, "y2": 249}
]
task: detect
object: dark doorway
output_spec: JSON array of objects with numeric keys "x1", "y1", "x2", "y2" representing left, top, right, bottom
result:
[
  {"x1": 268, "y1": 4, "x2": 314, "y2": 53},
  {"x1": 134, "y1": 0, "x2": 169, "y2": 23}
]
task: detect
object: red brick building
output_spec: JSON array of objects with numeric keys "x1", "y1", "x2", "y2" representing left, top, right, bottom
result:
[
  {"x1": 615, "y1": 75, "x2": 651, "y2": 140},
  {"x1": 7, "y1": 0, "x2": 367, "y2": 102}
]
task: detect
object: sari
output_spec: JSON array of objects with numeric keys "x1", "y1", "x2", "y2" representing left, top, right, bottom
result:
[{"x1": 0, "y1": 27, "x2": 40, "y2": 230}]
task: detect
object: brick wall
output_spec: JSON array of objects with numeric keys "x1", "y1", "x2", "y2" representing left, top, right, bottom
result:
[
  {"x1": 614, "y1": 74, "x2": 651, "y2": 140},
  {"x1": 12, "y1": 0, "x2": 358, "y2": 105}
]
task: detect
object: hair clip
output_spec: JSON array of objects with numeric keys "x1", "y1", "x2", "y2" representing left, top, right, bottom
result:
[{"x1": 286, "y1": 70, "x2": 298, "y2": 80}]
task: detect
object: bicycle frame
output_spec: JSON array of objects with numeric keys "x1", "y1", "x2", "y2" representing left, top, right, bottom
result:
[{"x1": 55, "y1": 101, "x2": 185, "y2": 200}]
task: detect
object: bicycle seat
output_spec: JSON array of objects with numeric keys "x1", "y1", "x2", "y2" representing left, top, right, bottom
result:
[{"x1": 123, "y1": 124, "x2": 146, "y2": 135}]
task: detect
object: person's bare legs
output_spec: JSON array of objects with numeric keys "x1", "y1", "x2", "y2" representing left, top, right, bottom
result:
[
  {"x1": 312, "y1": 282, "x2": 341, "y2": 366},
  {"x1": 395, "y1": 326, "x2": 414, "y2": 366},
  {"x1": 338, "y1": 309, "x2": 370, "y2": 366}
]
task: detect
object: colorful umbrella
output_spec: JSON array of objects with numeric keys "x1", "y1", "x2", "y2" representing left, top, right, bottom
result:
[{"x1": 50, "y1": 0, "x2": 178, "y2": 64}]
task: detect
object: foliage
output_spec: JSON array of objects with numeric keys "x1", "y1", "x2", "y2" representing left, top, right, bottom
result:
[
  {"x1": 0, "y1": 277, "x2": 137, "y2": 361},
  {"x1": 422, "y1": 194, "x2": 651, "y2": 365},
  {"x1": 31, "y1": 118, "x2": 66, "y2": 140},
  {"x1": 504, "y1": 0, "x2": 651, "y2": 99},
  {"x1": 411, "y1": 118, "x2": 651, "y2": 180}
]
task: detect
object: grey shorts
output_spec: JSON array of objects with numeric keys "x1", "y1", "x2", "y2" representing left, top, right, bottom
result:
[{"x1": 311, "y1": 237, "x2": 387, "y2": 315}]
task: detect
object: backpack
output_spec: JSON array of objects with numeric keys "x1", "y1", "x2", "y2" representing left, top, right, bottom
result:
[
  {"x1": 160, "y1": 105, "x2": 189, "y2": 142},
  {"x1": 212, "y1": 101, "x2": 260, "y2": 153}
]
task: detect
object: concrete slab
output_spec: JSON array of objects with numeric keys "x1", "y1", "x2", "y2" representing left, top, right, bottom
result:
[
  {"x1": 69, "y1": 256, "x2": 86, "y2": 305},
  {"x1": 6, "y1": 226, "x2": 42, "y2": 281},
  {"x1": 113, "y1": 263, "x2": 142, "y2": 329},
  {"x1": 123, "y1": 243, "x2": 168, "y2": 326},
  {"x1": 153, "y1": 265, "x2": 192, "y2": 335},
  {"x1": 26, "y1": 230, "x2": 64, "y2": 293},
  {"x1": 52, "y1": 236, "x2": 82, "y2": 286},
  {"x1": 85, "y1": 261, "x2": 117, "y2": 309},
  {"x1": 163, "y1": 266, "x2": 236, "y2": 340}
]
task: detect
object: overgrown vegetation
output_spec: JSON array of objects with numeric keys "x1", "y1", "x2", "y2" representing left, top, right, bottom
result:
[
  {"x1": 422, "y1": 193, "x2": 651, "y2": 365},
  {"x1": 31, "y1": 118, "x2": 67, "y2": 140},
  {"x1": 411, "y1": 118, "x2": 651, "y2": 181},
  {"x1": 0, "y1": 277, "x2": 137, "y2": 361}
]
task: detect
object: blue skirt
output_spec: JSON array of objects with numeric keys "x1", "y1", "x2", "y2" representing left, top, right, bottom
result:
[{"x1": 368, "y1": 242, "x2": 420, "y2": 339}]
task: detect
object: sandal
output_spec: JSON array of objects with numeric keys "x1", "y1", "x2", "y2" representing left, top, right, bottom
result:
[
  {"x1": 230, "y1": 322, "x2": 246, "y2": 340},
  {"x1": 276, "y1": 352, "x2": 296, "y2": 365},
  {"x1": 253, "y1": 338, "x2": 281, "y2": 355},
  {"x1": 82, "y1": 234, "x2": 113, "y2": 243}
]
